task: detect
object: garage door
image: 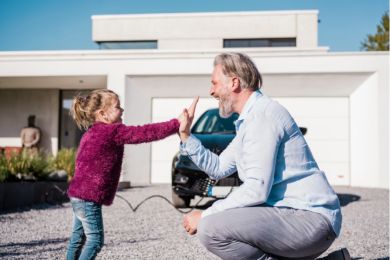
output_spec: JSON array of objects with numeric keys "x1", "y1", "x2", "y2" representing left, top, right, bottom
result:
[
  {"x1": 151, "y1": 98, "x2": 217, "y2": 183},
  {"x1": 151, "y1": 97, "x2": 349, "y2": 186},
  {"x1": 274, "y1": 97, "x2": 350, "y2": 185}
]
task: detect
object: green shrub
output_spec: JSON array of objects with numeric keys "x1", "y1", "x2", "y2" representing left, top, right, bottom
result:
[
  {"x1": 0, "y1": 155, "x2": 10, "y2": 182},
  {"x1": 0, "y1": 148, "x2": 77, "y2": 183},
  {"x1": 52, "y1": 148, "x2": 77, "y2": 181},
  {"x1": 29, "y1": 152, "x2": 52, "y2": 180},
  {"x1": 0, "y1": 149, "x2": 51, "y2": 182}
]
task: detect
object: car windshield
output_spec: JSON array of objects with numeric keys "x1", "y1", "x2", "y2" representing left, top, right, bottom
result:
[{"x1": 191, "y1": 108, "x2": 239, "y2": 134}]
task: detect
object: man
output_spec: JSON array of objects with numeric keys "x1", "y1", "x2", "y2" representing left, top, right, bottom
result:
[{"x1": 179, "y1": 53, "x2": 349, "y2": 259}]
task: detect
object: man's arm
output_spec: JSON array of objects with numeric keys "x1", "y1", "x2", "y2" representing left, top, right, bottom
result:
[
  {"x1": 180, "y1": 135, "x2": 238, "y2": 180},
  {"x1": 179, "y1": 97, "x2": 237, "y2": 178},
  {"x1": 202, "y1": 114, "x2": 283, "y2": 217},
  {"x1": 181, "y1": 139, "x2": 240, "y2": 236}
]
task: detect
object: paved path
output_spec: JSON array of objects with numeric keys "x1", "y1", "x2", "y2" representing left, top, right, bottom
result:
[{"x1": 0, "y1": 185, "x2": 388, "y2": 259}]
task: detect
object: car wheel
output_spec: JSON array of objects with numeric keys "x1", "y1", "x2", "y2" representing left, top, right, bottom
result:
[{"x1": 172, "y1": 191, "x2": 191, "y2": 208}]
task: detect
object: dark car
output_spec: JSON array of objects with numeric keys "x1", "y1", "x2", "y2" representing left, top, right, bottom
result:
[{"x1": 171, "y1": 108, "x2": 307, "y2": 208}]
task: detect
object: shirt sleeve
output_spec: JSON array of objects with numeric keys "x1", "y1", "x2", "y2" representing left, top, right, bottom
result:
[
  {"x1": 202, "y1": 113, "x2": 283, "y2": 218},
  {"x1": 180, "y1": 135, "x2": 238, "y2": 180},
  {"x1": 114, "y1": 119, "x2": 179, "y2": 145}
]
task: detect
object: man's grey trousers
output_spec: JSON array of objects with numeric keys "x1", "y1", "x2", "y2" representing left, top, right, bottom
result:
[{"x1": 197, "y1": 206, "x2": 336, "y2": 259}]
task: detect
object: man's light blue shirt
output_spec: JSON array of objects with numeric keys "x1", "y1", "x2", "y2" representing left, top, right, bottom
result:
[{"x1": 180, "y1": 90, "x2": 342, "y2": 236}]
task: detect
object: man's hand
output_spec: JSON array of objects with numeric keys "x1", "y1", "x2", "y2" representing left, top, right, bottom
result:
[
  {"x1": 178, "y1": 97, "x2": 199, "y2": 142},
  {"x1": 183, "y1": 210, "x2": 202, "y2": 235}
]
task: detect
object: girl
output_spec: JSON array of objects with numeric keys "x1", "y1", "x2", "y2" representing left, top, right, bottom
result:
[{"x1": 66, "y1": 89, "x2": 183, "y2": 259}]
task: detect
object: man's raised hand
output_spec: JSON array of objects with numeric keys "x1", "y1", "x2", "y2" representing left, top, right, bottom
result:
[
  {"x1": 187, "y1": 96, "x2": 199, "y2": 120},
  {"x1": 178, "y1": 96, "x2": 199, "y2": 142}
]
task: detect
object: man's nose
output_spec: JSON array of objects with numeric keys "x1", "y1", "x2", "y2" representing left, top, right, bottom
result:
[{"x1": 209, "y1": 86, "x2": 215, "y2": 96}]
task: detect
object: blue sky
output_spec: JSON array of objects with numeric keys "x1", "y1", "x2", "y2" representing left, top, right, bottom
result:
[{"x1": 0, "y1": 0, "x2": 388, "y2": 52}]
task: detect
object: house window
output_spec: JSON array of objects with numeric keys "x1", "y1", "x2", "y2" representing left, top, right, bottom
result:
[
  {"x1": 98, "y1": 41, "x2": 158, "y2": 49},
  {"x1": 223, "y1": 38, "x2": 296, "y2": 48}
]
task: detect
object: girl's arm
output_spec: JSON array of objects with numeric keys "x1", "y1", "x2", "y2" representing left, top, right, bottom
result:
[{"x1": 114, "y1": 119, "x2": 179, "y2": 145}]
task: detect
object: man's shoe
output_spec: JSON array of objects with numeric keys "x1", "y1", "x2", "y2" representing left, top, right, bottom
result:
[
  {"x1": 340, "y1": 248, "x2": 351, "y2": 260},
  {"x1": 323, "y1": 248, "x2": 351, "y2": 260}
]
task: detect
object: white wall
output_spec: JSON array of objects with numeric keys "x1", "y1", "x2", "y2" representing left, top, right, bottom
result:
[
  {"x1": 350, "y1": 73, "x2": 381, "y2": 188},
  {"x1": 92, "y1": 10, "x2": 320, "y2": 50}
]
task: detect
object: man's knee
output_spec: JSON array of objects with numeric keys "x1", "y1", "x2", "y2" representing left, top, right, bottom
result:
[{"x1": 198, "y1": 216, "x2": 219, "y2": 249}]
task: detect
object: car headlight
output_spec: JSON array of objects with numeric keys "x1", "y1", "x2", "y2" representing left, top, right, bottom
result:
[{"x1": 174, "y1": 173, "x2": 189, "y2": 184}]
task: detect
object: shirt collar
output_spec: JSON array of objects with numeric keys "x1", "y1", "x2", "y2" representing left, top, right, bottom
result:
[{"x1": 234, "y1": 90, "x2": 262, "y2": 130}]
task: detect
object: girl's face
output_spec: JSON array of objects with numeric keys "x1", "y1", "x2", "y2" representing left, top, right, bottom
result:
[{"x1": 103, "y1": 98, "x2": 124, "y2": 124}]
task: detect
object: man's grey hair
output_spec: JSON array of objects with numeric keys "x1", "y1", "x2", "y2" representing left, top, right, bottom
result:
[{"x1": 214, "y1": 52, "x2": 262, "y2": 90}]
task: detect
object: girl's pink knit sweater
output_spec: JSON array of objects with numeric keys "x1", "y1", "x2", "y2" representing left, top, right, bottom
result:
[{"x1": 67, "y1": 119, "x2": 179, "y2": 205}]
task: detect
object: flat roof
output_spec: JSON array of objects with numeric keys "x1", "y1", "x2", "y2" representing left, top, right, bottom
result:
[{"x1": 91, "y1": 10, "x2": 319, "y2": 20}]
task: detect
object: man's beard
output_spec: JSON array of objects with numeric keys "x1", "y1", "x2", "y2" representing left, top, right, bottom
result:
[{"x1": 218, "y1": 87, "x2": 234, "y2": 118}]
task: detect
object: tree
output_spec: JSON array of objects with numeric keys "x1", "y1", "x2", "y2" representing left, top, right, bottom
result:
[{"x1": 361, "y1": 11, "x2": 389, "y2": 51}]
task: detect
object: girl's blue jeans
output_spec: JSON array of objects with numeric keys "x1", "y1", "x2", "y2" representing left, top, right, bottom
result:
[{"x1": 66, "y1": 197, "x2": 104, "y2": 260}]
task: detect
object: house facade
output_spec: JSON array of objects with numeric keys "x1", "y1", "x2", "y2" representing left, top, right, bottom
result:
[{"x1": 0, "y1": 10, "x2": 388, "y2": 188}]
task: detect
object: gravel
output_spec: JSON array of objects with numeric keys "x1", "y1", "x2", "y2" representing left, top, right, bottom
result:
[{"x1": 0, "y1": 185, "x2": 388, "y2": 259}]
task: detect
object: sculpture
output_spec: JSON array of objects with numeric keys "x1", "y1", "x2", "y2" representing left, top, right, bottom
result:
[{"x1": 20, "y1": 115, "x2": 41, "y2": 153}]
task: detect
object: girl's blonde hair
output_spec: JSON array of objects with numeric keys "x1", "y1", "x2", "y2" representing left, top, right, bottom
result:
[{"x1": 70, "y1": 89, "x2": 119, "y2": 130}]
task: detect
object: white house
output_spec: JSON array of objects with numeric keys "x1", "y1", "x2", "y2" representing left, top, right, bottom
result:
[{"x1": 0, "y1": 10, "x2": 388, "y2": 189}]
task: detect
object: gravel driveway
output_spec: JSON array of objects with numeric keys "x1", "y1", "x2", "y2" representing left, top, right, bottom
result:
[{"x1": 0, "y1": 185, "x2": 388, "y2": 259}]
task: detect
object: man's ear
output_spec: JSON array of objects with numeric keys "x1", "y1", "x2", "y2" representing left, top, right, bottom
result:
[{"x1": 231, "y1": 77, "x2": 241, "y2": 92}]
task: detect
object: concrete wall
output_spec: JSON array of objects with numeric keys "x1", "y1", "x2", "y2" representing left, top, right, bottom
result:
[
  {"x1": 0, "y1": 89, "x2": 59, "y2": 154},
  {"x1": 92, "y1": 10, "x2": 320, "y2": 50}
]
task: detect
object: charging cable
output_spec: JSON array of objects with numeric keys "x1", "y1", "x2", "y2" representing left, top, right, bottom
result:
[
  {"x1": 115, "y1": 184, "x2": 234, "y2": 214},
  {"x1": 115, "y1": 193, "x2": 205, "y2": 214},
  {"x1": 49, "y1": 183, "x2": 206, "y2": 214}
]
